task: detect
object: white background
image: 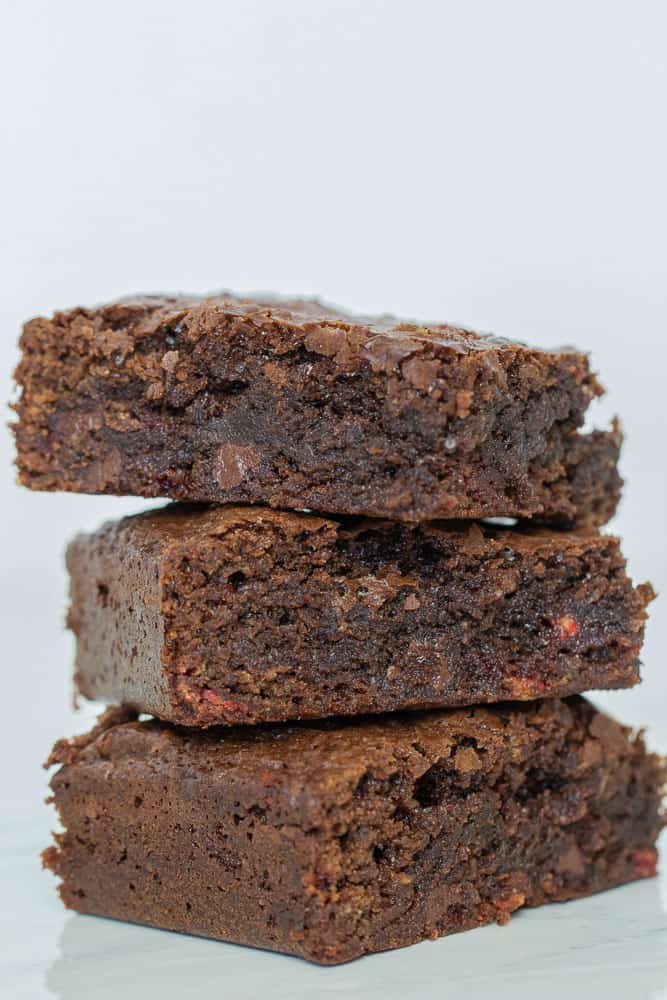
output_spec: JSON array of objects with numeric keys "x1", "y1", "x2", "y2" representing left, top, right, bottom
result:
[{"x1": 1, "y1": 2, "x2": 666, "y2": 998}]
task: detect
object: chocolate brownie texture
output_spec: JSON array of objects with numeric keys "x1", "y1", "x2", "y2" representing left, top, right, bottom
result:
[
  {"x1": 14, "y1": 293, "x2": 621, "y2": 524},
  {"x1": 43, "y1": 698, "x2": 666, "y2": 965},
  {"x1": 66, "y1": 504, "x2": 653, "y2": 727}
]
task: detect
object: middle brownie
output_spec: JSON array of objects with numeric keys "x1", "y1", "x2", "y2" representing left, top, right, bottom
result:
[{"x1": 67, "y1": 504, "x2": 653, "y2": 726}]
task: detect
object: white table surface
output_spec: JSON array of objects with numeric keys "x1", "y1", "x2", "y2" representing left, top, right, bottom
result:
[{"x1": 2, "y1": 564, "x2": 666, "y2": 1000}]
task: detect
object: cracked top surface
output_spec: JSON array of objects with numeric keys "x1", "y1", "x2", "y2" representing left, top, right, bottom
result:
[
  {"x1": 47, "y1": 699, "x2": 636, "y2": 810},
  {"x1": 74, "y1": 501, "x2": 622, "y2": 560},
  {"x1": 29, "y1": 291, "x2": 593, "y2": 377}
]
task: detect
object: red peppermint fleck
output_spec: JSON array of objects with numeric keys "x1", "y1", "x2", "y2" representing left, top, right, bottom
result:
[
  {"x1": 202, "y1": 689, "x2": 250, "y2": 715},
  {"x1": 555, "y1": 615, "x2": 579, "y2": 640},
  {"x1": 201, "y1": 687, "x2": 224, "y2": 705},
  {"x1": 631, "y1": 848, "x2": 658, "y2": 878},
  {"x1": 220, "y1": 698, "x2": 251, "y2": 715}
]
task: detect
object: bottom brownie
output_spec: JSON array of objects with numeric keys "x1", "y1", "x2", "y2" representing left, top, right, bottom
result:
[{"x1": 44, "y1": 699, "x2": 665, "y2": 965}]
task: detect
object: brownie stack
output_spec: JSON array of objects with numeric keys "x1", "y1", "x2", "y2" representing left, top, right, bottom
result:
[{"x1": 14, "y1": 294, "x2": 665, "y2": 965}]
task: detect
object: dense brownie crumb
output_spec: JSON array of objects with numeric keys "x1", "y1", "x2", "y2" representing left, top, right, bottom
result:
[
  {"x1": 43, "y1": 698, "x2": 666, "y2": 964},
  {"x1": 67, "y1": 504, "x2": 652, "y2": 726},
  {"x1": 14, "y1": 293, "x2": 621, "y2": 524}
]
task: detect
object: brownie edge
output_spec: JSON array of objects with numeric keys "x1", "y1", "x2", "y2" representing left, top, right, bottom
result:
[{"x1": 43, "y1": 699, "x2": 666, "y2": 965}]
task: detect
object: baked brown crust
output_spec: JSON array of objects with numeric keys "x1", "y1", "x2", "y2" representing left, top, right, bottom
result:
[
  {"x1": 14, "y1": 293, "x2": 621, "y2": 523},
  {"x1": 43, "y1": 697, "x2": 666, "y2": 964}
]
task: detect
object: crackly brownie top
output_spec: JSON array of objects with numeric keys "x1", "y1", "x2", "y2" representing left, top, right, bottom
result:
[
  {"x1": 36, "y1": 291, "x2": 594, "y2": 379},
  {"x1": 47, "y1": 699, "x2": 638, "y2": 815},
  {"x1": 80, "y1": 501, "x2": 619, "y2": 561}
]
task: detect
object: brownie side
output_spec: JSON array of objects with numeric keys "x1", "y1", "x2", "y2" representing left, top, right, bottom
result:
[
  {"x1": 67, "y1": 505, "x2": 653, "y2": 726},
  {"x1": 43, "y1": 698, "x2": 666, "y2": 965},
  {"x1": 14, "y1": 294, "x2": 621, "y2": 524},
  {"x1": 66, "y1": 515, "x2": 170, "y2": 715}
]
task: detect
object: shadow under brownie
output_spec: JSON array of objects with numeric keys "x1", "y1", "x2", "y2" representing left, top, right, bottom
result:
[
  {"x1": 43, "y1": 698, "x2": 666, "y2": 965},
  {"x1": 67, "y1": 504, "x2": 653, "y2": 726},
  {"x1": 14, "y1": 293, "x2": 621, "y2": 524}
]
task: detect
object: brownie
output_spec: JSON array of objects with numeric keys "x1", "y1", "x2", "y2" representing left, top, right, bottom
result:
[
  {"x1": 66, "y1": 504, "x2": 652, "y2": 727},
  {"x1": 14, "y1": 293, "x2": 621, "y2": 524},
  {"x1": 43, "y1": 698, "x2": 665, "y2": 965}
]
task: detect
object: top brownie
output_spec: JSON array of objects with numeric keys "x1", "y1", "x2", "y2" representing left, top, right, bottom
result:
[{"x1": 13, "y1": 293, "x2": 621, "y2": 523}]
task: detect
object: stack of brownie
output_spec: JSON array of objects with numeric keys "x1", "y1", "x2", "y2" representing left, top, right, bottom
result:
[{"x1": 13, "y1": 294, "x2": 665, "y2": 965}]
